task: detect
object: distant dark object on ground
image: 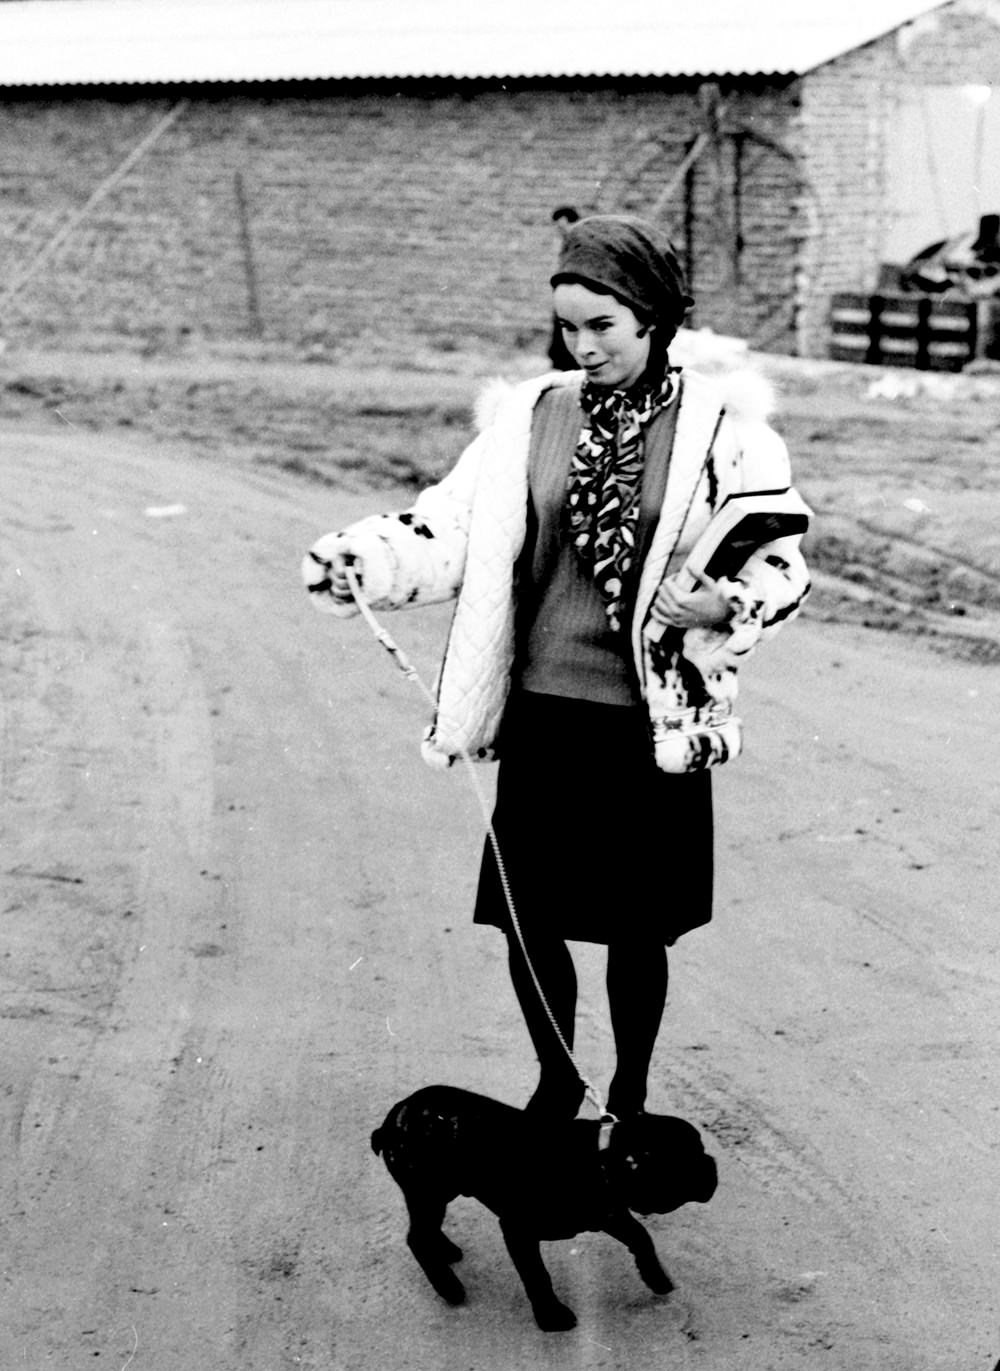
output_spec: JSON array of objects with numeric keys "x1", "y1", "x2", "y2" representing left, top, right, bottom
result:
[{"x1": 898, "y1": 213, "x2": 1000, "y2": 296}]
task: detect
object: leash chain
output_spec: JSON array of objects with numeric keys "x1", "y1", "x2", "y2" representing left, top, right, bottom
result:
[{"x1": 342, "y1": 563, "x2": 608, "y2": 1120}]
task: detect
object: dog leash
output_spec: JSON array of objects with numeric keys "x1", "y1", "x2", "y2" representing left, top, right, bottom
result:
[{"x1": 342, "y1": 563, "x2": 614, "y2": 1129}]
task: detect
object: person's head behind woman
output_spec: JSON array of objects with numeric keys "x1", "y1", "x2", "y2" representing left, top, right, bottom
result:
[{"x1": 551, "y1": 215, "x2": 693, "y2": 388}]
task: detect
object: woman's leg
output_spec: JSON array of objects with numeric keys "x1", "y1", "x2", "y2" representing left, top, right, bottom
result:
[
  {"x1": 506, "y1": 930, "x2": 583, "y2": 1118},
  {"x1": 606, "y1": 939, "x2": 669, "y2": 1116}
]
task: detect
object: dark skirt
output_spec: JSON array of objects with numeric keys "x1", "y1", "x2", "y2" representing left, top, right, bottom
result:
[{"x1": 473, "y1": 691, "x2": 713, "y2": 946}]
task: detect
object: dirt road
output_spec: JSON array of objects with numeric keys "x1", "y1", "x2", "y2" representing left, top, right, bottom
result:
[{"x1": 3, "y1": 423, "x2": 998, "y2": 1369}]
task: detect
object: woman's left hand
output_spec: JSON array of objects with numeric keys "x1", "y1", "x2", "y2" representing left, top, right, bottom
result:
[{"x1": 649, "y1": 574, "x2": 736, "y2": 629}]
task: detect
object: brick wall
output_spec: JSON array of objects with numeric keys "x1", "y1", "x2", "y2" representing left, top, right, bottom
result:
[
  {"x1": 794, "y1": 0, "x2": 1000, "y2": 357},
  {"x1": 2, "y1": 8, "x2": 997, "y2": 363},
  {"x1": 0, "y1": 77, "x2": 800, "y2": 359}
]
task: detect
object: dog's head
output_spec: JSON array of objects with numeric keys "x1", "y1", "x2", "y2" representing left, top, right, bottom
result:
[{"x1": 608, "y1": 1114, "x2": 718, "y2": 1215}]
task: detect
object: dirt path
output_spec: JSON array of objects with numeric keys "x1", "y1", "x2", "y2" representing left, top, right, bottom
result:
[{"x1": 2, "y1": 425, "x2": 998, "y2": 1369}]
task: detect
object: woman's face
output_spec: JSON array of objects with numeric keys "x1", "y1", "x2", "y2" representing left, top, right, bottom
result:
[{"x1": 552, "y1": 282, "x2": 652, "y2": 388}]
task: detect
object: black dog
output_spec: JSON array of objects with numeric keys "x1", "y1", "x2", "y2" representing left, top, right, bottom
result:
[{"x1": 371, "y1": 1084, "x2": 717, "y2": 1331}]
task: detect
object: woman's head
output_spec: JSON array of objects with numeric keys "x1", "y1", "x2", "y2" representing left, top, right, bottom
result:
[{"x1": 551, "y1": 214, "x2": 693, "y2": 386}]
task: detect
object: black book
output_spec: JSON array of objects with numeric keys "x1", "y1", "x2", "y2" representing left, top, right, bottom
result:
[
  {"x1": 678, "y1": 488, "x2": 811, "y2": 589},
  {"x1": 646, "y1": 488, "x2": 810, "y2": 641}
]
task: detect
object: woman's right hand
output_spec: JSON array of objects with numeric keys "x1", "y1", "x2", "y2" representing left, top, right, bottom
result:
[
  {"x1": 302, "y1": 535, "x2": 363, "y2": 608},
  {"x1": 649, "y1": 573, "x2": 736, "y2": 629}
]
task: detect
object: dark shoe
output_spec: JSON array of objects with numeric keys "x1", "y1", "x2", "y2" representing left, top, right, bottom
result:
[
  {"x1": 606, "y1": 1082, "x2": 648, "y2": 1121},
  {"x1": 605, "y1": 1106, "x2": 646, "y2": 1125}
]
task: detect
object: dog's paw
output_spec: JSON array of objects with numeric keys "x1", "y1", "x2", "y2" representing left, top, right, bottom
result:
[
  {"x1": 428, "y1": 1266, "x2": 467, "y2": 1306},
  {"x1": 407, "y1": 1238, "x2": 466, "y2": 1304},
  {"x1": 532, "y1": 1299, "x2": 578, "y2": 1332}
]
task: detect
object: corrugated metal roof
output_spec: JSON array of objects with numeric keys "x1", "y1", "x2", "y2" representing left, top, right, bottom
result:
[{"x1": 0, "y1": 0, "x2": 952, "y2": 88}]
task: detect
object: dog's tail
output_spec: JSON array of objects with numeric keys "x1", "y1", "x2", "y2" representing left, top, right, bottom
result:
[{"x1": 371, "y1": 1126, "x2": 383, "y2": 1156}]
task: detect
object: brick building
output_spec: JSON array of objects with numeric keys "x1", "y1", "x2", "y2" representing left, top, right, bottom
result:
[{"x1": 0, "y1": 0, "x2": 997, "y2": 360}]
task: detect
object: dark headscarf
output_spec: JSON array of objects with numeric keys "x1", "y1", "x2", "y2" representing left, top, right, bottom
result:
[{"x1": 551, "y1": 214, "x2": 693, "y2": 335}]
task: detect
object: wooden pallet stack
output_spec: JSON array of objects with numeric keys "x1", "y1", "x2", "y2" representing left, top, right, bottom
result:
[{"x1": 829, "y1": 293, "x2": 999, "y2": 371}]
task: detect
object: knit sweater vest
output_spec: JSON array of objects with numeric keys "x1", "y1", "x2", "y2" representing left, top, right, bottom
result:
[{"x1": 514, "y1": 382, "x2": 679, "y2": 706}]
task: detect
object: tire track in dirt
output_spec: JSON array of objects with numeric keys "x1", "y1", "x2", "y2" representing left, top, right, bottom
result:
[
  {"x1": 10, "y1": 612, "x2": 215, "y2": 1204},
  {"x1": 2, "y1": 445, "x2": 236, "y2": 1365}
]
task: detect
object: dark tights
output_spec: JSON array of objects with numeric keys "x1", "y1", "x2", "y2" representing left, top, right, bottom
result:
[
  {"x1": 506, "y1": 930, "x2": 668, "y2": 1117},
  {"x1": 606, "y1": 938, "x2": 669, "y2": 1113}
]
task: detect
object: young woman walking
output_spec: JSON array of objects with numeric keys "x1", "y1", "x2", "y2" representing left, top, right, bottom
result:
[{"x1": 303, "y1": 215, "x2": 810, "y2": 1121}]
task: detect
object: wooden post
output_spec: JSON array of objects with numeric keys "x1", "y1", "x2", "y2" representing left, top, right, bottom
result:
[
  {"x1": 867, "y1": 295, "x2": 885, "y2": 365},
  {"x1": 988, "y1": 300, "x2": 1000, "y2": 361},
  {"x1": 915, "y1": 297, "x2": 932, "y2": 371},
  {"x1": 684, "y1": 140, "x2": 698, "y2": 302},
  {"x1": 966, "y1": 300, "x2": 980, "y2": 362},
  {"x1": 731, "y1": 132, "x2": 746, "y2": 287}
]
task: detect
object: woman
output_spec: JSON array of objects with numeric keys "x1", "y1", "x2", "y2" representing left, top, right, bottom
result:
[{"x1": 303, "y1": 215, "x2": 810, "y2": 1122}]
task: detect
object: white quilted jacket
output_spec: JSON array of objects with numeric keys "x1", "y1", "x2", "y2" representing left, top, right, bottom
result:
[{"x1": 304, "y1": 367, "x2": 811, "y2": 770}]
